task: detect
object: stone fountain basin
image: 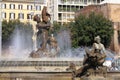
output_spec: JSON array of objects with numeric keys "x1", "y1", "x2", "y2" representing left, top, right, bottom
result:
[{"x1": 0, "y1": 57, "x2": 83, "y2": 72}]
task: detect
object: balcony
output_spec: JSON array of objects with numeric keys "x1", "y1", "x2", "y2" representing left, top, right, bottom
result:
[
  {"x1": 58, "y1": 0, "x2": 83, "y2": 5},
  {"x1": 58, "y1": 0, "x2": 103, "y2": 5},
  {"x1": 58, "y1": 6, "x2": 81, "y2": 12}
]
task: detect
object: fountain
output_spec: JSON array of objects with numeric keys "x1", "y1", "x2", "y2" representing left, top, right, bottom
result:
[
  {"x1": 0, "y1": 6, "x2": 84, "y2": 80},
  {"x1": 0, "y1": 24, "x2": 1, "y2": 56},
  {"x1": 0, "y1": 6, "x2": 120, "y2": 80},
  {"x1": 75, "y1": 36, "x2": 107, "y2": 77},
  {"x1": 29, "y1": 6, "x2": 60, "y2": 58}
]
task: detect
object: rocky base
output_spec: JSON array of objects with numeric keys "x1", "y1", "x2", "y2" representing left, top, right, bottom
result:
[{"x1": 80, "y1": 76, "x2": 105, "y2": 80}]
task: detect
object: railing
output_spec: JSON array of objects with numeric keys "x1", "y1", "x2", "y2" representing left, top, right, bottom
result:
[{"x1": 58, "y1": 0, "x2": 102, "y2": 5}]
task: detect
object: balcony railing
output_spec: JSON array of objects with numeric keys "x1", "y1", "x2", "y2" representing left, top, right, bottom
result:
[
  {"x1": 58, "y1": 0, "x2": 102, "y2": 5},
  {"x1": 58, "y1": 7, "x2": 80, "y2": 12}
]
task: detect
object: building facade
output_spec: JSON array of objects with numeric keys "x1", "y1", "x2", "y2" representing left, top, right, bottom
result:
[
  {"x1": 1, "y1": 0, "x2": 105, "y2": 24},
  {"x1": 1, "y1": 0, "x2": 45, "y2": 23},
  {"x1": 47, "y1": 0, "x2": 104, "y2": 24},
  {"x1": 102, "y1": 3, "x2": 120, "y2": 54}
]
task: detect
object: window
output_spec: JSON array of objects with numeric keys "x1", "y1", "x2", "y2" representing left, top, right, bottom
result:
[
  {"x1": 36, "y1": 5, "x2": 41, "y2": 10},
  {"x1": 2, "y1": 12, "x2": 6, "y2": 19},
  {"x1": 18, "y1": 13, "x2": 24, "y2": 19},
  {"x1": 18, "y1": 5, "x2": 23, "y2": 9},
  {"x1": 36, "y1": 14, "x2": 41, "y2": 17},
  {"x1": 27, "y1": 14, "x2": 32, "y2": 19},
  {"x1": 27, "y1": 5, "x2": 32, "y2": 10},
  {"x1": 58, "y1": 13, "x2": 62, "y2": 20},
  {"x1": 2, "y1": 4, "x2": 6, "y2": 9},
  {"x1": 10, "y1": 13, "x2": 15, "y2": 19},
  {"x1": 10, "y1": 4, "x2": 15, "y2": 9},
  {"x1": 93, "y1": 0, "x2": 97, "y2": 3}
]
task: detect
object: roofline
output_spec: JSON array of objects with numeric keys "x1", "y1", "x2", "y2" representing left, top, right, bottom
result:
[
  {"x1": 101, "y1": 3, "x2": 120, "y2": 5},
  {"x1": 2, "y1": 0, "x2": 45, "y2": 4}
]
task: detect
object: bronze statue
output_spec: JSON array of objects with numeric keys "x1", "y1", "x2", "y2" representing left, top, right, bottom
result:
[
  {"x1": 29, "y1": 6, "x2": 51, "y2": 58},
  {"x1": 48, "y1": 34, "x2": 59, "y2": 57},
  {"x1": 42, "y1": 6, "x2": 51, "y2": 24},
  {"x1": 30, "y1": 6, "x2": 59, "y2": 58},
  {"x1": 34, "y1": 6, "x2": 51, "y2": 51},
  {"x1": 75, "y1": 36, "x2": 107, "y2": 77},
  {"x1": 49, "y1": 34, "x2": 58, "y2": 50},
  {"x1": 92, "y1": 36, "x2": 105, "y2": 54},
  {"x1": 92, "y1": 36, "x2": 106, "y2": 66}
]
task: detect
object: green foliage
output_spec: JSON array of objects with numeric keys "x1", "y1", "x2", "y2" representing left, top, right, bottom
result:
[
  {"x1": 70, "y1": 12, "x2": 113, "y2": 48},
  {"x1": 51, "y1": 21, "x2": 61, "y2": 34},
  {"x1": 51, "y1": 21, "x2": 69, "y2": 35},
  {"x1": 2, "y1": 20, "x2": 20, "y2": 44}
]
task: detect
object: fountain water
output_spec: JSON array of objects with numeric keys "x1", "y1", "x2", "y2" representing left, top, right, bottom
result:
[
  {"x1": 10, "y1": 25, "x2": 33, "y2": 59},
  {"x1": 0, "y1": 21, "x2": 1, "y2": 57},
  {"x1": 8, "y1": 26, "x2": 85, "y2": 59},
  {"x1": 32, "y1": 21, "x2": 38, "y2": 51},
  {"x1": 57, "y1": 30, "x2": 85, "y2": 58},
  {"x1": 0, "y1": 2, "x2": 2, "y2": 57}
]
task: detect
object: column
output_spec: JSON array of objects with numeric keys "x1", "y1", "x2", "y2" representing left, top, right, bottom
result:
[{"x1": 113, "y1": 23, "x2": 119, "y2": 54}]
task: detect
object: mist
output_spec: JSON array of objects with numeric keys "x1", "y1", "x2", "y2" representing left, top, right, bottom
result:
[{"x1": 9, "y1": 24, "x2": 33, "y2": 58}]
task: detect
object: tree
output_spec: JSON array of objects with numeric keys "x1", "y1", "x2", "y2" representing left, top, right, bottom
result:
[
  {"x1": 70, "y1": 12, "x2": 113, "y2": 48},
  {"x1": 51, "y1": 21, "x2": 69, "y2": 35},
  {"x1": 2, "y1": 20, "x2": 20, "y2": 46},
  {"x1": 51, "y1": 21, "x2": 61, "y2": 35}
]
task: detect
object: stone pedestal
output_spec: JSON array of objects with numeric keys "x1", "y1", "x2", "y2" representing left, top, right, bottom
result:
[{"x1": 113, "y1": 23, "x2": 119, "y2": 54}]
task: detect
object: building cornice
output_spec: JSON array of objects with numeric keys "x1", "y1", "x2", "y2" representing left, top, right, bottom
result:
[{"x1": 2, "y1": 0, "x2": 44, "y2": 4}]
